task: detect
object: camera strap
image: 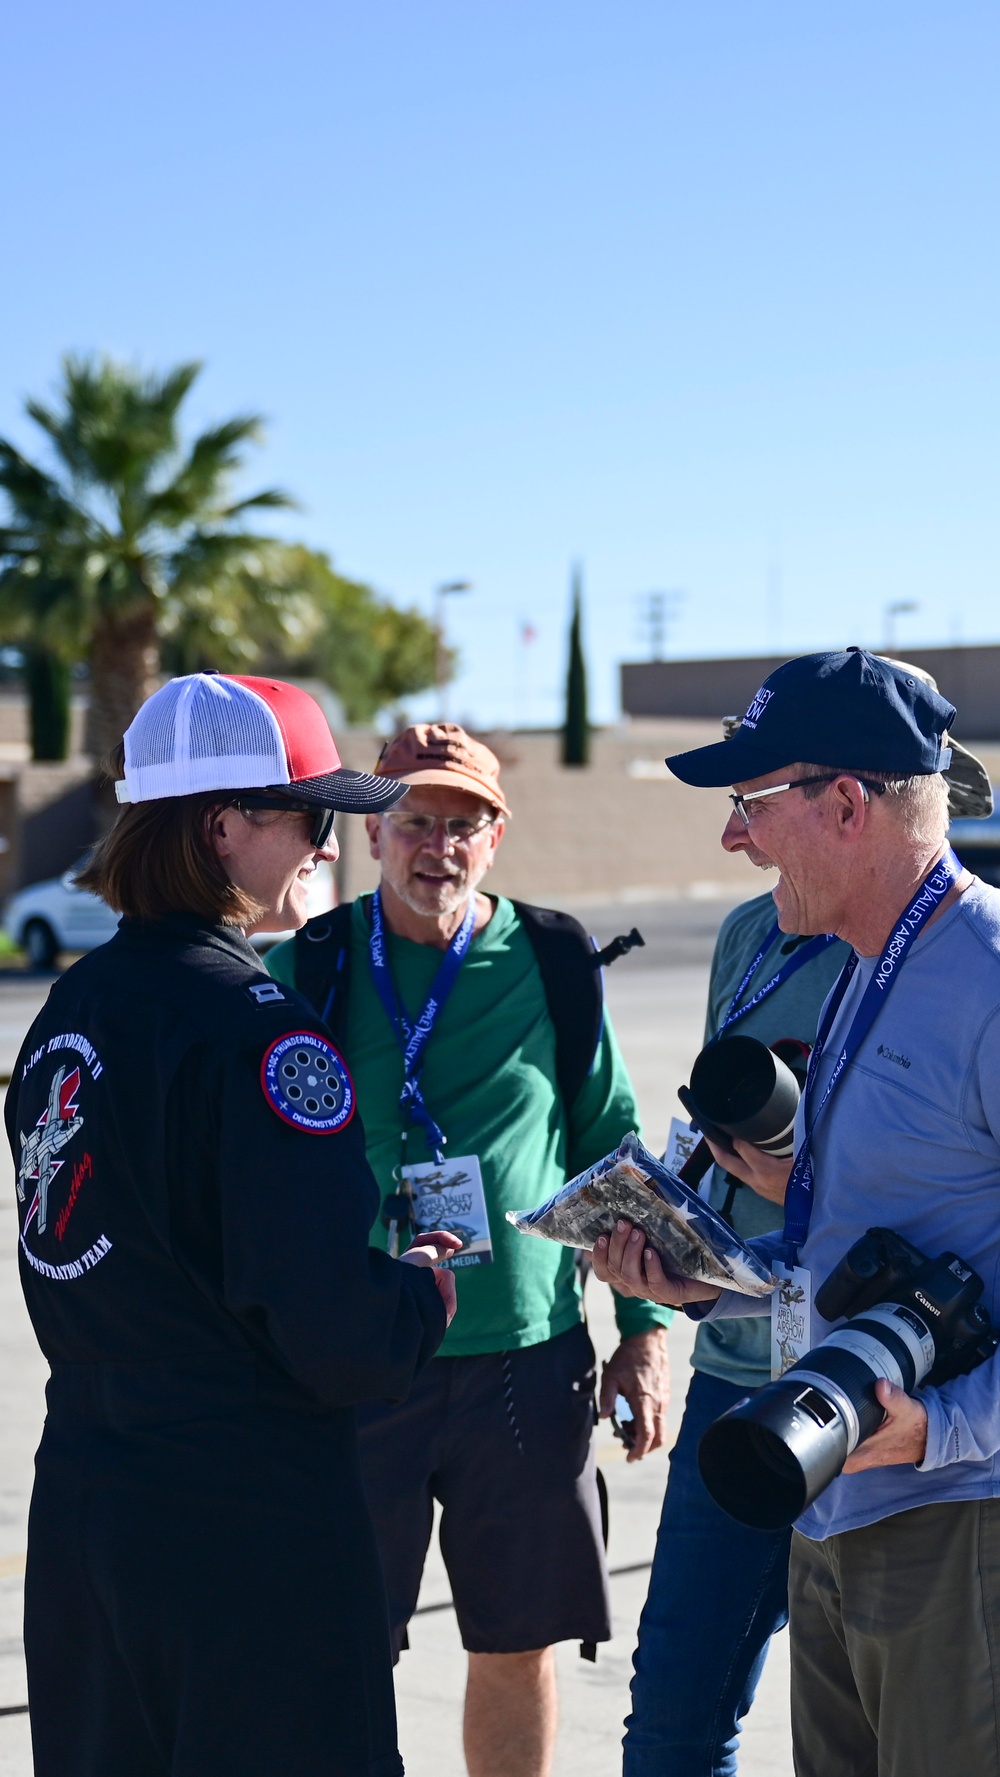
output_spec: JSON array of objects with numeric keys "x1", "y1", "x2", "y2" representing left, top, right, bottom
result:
[
  {"x1": 367, "y1": 887, "x2": 477, "y2": 1163},
  {"x1": 717, "y1": 924, "x2": 840, "y2": 1036},
  {"x1": 781, "y1": 846, "x2": 962, "y2": 1262}
]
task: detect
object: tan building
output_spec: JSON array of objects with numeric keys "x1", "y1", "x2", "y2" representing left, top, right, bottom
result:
[{"x1": 620, "y1": 645, "x2": 1000, "y2": 740}]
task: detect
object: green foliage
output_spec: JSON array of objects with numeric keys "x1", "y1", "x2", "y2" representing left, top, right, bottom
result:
[
  {"x1": 223, "y1": 545, "x2": 441, "y2": 726},
  {"x1": 25, "y1": 647, "x2": 71, "y2": 760},
  {"x1": 0, "y1": 355, "x2": 442, "y2": 749},
  {"x1": 562, "y1": 564, "x2": 590, "y2": 767},
  {"x1": 0, "y1": 354, "x2": 292, "y2": 759}
]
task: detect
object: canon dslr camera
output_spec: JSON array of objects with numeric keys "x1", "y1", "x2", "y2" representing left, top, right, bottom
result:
[{"x1": 698, "y1": 1227, "x2": 1000, "y2": 1530}]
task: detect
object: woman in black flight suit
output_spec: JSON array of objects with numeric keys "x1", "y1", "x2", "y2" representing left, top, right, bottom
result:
[{"x1": 6, "y1": 672, "x2": 457, "y2": 1777}]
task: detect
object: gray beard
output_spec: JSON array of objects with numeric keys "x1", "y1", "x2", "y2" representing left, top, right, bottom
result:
[{"x1": 394, "y1": 874, "x2": 469, "y2": 917}]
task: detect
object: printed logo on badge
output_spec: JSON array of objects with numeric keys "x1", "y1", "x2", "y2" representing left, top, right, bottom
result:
[
  {"x1": 261, "y1": 1032, "x2": 355, "y2": 1134},
  {"x1": 771, "y1": 1262, "x2": 812, "y2": 1379}
]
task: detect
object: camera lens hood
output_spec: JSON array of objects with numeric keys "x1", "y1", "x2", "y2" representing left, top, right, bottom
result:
[
  {"x1": 688, "y1": 1035, "x2": 802, "y2": 1151},
  {"x1": 698, "y1": 1378, "x2": 852, "y2": 1530}
]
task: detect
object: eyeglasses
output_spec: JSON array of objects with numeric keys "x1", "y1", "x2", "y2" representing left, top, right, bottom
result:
[
  {"x1": 232, "y1": 794, "x2": 335, "y2": 850},
  {"x1": 729, "y1": 774, "x2": 886, "y2": 829},
  {"x1": 382, "y1": 809, "x2": 497, "y2": 844}
]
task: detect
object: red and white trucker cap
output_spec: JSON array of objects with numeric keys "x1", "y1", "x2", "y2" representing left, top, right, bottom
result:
[{"x1": 114, "y1": 673, "x2": 407, "y2": 814}]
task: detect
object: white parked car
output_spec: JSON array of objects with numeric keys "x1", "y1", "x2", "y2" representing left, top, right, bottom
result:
[
  {"x1": 5, "y1": 871, "x2": 118, "y2": 968},
  {"x1": 4, "y1": 861, "x2": 336, "y2": 970}
]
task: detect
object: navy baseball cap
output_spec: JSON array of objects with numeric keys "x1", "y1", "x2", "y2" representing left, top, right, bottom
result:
[{"x1": 666, "y1": 648, "x2": 956, "y2": 788}]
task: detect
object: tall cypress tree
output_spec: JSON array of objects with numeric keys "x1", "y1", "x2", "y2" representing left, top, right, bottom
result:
[
  {"x1": 562, "y1": 565, "x2": 590, "y2": 767},
  {"x1": 26, "y1": 648, "x2": 71, "y2": 761}
]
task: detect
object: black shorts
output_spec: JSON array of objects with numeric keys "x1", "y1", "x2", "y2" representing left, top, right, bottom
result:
[{"x1": 356, "y1": 1320, "x2": 612, "y2": 1657}]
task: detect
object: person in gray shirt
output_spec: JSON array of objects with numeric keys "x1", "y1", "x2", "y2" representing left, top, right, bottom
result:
[
  {"x1": 623, "y1": 895, "x2": 848, "y2": 1777},
  {"x1": 598, "y1": 647, "x2": 1000, "y2": 1777}
]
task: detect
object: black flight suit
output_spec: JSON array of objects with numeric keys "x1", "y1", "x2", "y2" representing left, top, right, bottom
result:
[{"x1": 6, "y1": 913, "x2": 445, "y2": 1777}]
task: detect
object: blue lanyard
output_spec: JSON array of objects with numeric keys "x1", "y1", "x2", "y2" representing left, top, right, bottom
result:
[
  {"x1": 717, "y1": 922, "x2": 840, "y2": 1037},
  {"x1": 781, "y1": 847, "x2": 962, "y2": 1261},
  {"x1": 368, "y1": 888, "x2": 476, "y2": 1162}
]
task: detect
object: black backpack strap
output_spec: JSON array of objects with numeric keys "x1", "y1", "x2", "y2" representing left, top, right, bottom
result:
[
  {"x1": 292, "y1": 900, "x2": 360, "y2": 1046},
  {"x1": 294, "y1": 895, "x2": 638, "y2": 1113},
  {"x1": 513, "y1": 901, "x2": 605, "y2": 1113}
]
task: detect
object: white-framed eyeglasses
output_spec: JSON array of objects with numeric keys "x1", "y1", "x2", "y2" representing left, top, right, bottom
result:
[
  {"x1": 729, "y1": 773, "x2": 885, "y2": 829},
  {"x1": 382, "y1": 809, "x2": 497, "y2": 844}
]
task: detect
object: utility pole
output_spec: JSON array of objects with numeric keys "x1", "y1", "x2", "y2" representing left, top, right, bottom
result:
[
  {"x1": 641, "y1": 589, "x2": 684, "y2": 659},
  {"x1": 435, "y1": 580, "x2": 472, "y2": 719}
]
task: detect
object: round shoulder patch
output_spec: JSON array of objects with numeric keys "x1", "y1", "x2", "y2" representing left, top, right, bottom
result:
[{"x1": 261, "y1": 1032, "x2": 355, "y2": 1134}]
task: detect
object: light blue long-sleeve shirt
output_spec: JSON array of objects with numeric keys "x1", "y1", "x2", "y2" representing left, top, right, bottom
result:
[{"x1": 698, "y1": 878, "x2": 1000, "y2": 1541}]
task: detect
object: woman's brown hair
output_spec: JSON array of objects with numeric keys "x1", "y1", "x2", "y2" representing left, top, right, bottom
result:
[{"x1": 77, "y1": 748, "x2": 265, "y2": 925}]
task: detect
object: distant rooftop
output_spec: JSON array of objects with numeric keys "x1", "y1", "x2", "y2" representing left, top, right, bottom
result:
[{"x1": 621, "y1": 645, "x2": 1000, "y2": 741}]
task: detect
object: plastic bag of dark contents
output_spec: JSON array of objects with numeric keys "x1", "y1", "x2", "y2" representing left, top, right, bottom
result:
[{"x1": 506, "y1": 1131, "x2": 776, "y2": 1297}]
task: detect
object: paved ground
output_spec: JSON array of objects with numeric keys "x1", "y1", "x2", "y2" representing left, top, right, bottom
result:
[{"x1": 0, "y1": 895, "x2": 793, "y2": 1775}]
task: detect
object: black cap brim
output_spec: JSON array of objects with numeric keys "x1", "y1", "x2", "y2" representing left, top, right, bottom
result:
[
  {"x1": 665, "y1": 735, "x2": 798, "y2": 788},
  {"x1": 271, "y1": 769, "x2": 410, "y2": 813}
]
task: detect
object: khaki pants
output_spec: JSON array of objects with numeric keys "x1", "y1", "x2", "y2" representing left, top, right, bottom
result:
[{"x1": 789, "y1": 1499, "x2": 1000, "y2": 1777}]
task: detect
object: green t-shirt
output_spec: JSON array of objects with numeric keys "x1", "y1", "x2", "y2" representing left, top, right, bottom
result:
[
  {"x1": 268, "y1": 896, "x2": 670, "y2": 1356},
  {"x1": 692, "y1": 892, "x2": 851, "y2": 1390}
]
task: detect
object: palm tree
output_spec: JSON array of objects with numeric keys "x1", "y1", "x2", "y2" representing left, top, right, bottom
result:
[
  {"x1": 0, "y1": 355, "x2": 291, "y2": 762},
  {"x1": 159, "y1": 543, "x2": 444, "y2": 725}
]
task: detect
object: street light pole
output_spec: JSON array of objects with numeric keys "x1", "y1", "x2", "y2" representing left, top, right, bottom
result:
[
  {"x1": 435, "y1": 580, "x2": 472, "y2": 719},
  {"x1": 882, "y1": 600, "x2": 919, "y2": 654}
]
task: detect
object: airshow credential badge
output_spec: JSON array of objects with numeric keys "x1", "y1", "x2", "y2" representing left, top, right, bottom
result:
[
  {"x1": 404, "y1": 1155, "x2": 493, "y2": 1269},
  {"x1": 771, "y1": 1262, "x2": 812, "y2": 1378},
  {"x1": 663, "y1": 1117, "x2": 709, "y2": 1197}
]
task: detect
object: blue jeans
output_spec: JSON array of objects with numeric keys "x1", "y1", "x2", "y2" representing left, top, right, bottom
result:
[{"x1": 623, "y1": 1370, "x2": 791, "y2": 1777}]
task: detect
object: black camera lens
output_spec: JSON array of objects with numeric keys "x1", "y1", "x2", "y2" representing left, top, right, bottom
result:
[
  {"x1": 696, "y1": 1230, "x2": 999, "y2": 1531},
  {"x1": 686, "y1": 1035, "x2": 802, "y2": 1156},
  {"x1": 698, "y1": 1379, "x2": 852, "y2": 1530}
]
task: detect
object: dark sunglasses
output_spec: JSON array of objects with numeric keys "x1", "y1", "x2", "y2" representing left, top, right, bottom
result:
[{"x1": 231, "y1": 794, "x2": 335, "y2": 850}]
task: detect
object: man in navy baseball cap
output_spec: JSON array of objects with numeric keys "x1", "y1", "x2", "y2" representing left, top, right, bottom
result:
[
  {"x1": 598, "y1": 642, "x2": 1000, "y2": 1777},
  {"x1": 666, "y1": 647, "x2": 955, "y2": 787}
]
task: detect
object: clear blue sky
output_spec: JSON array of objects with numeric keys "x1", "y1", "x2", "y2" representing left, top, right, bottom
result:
[{"x1": 2, "y1": 1, "x2": 997, "y2": 727}]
